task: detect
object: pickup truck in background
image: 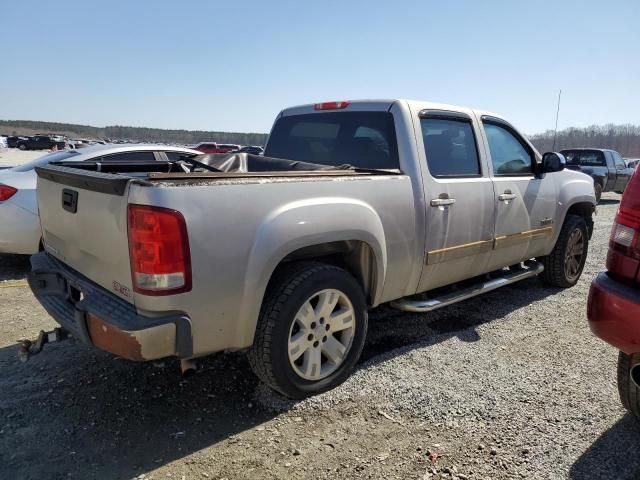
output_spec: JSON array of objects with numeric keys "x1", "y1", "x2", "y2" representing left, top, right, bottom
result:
[
  {"x1": 17, "y1": 135, "x2": 66, "y2": 151},
  {"x1": 27, "y1": 99, "x2": 596, "y2": 398},
  {"x1": 191, "y1": 142, "x2": 240, "y2": 154},
  {"x1": 561, "y1": 148, "x2": 633, "y2": 202}
]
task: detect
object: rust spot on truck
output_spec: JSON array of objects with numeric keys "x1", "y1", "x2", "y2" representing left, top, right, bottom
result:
[{"x1": 86, "y1": 313, "x2": 144, "y2": 361}]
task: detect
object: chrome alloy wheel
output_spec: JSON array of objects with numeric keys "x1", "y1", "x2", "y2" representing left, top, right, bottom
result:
[
  {"x1": 564, "y1": 228, "x2": 585, "y2": 282},
  {"x1": 287, "y1": 288, "x2": 356, "y2": 381}
]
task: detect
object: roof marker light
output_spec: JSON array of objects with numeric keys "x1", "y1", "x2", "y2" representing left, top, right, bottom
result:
[{"x1": 314, "y1": 101, "x2": 350, "y2": 111}]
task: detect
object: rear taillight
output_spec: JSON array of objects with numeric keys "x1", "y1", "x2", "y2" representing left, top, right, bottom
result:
[
  {"x1": 127, "y1": 204, "x2": 191, "y2": 296},
  {"x1": 607, "y1": 170, "x2": 640, "y2": 280},
  {"x1": 314, "y1": 101, "x2": 350, "y2": 110},
  {"x1": 0, "y1": 184, "x2": 17, "y2": 201}
]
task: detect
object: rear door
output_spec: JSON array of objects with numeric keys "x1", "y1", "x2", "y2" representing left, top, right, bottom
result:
[
  {"x1": 479, "y1": 116, "x2": 557, "y2": 269},
  {"x1": 414, "y1": 108, "x2": 496, "y2": 292}
]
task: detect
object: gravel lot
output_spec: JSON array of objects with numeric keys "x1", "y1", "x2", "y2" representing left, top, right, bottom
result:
[
  {"x1": 0, "y1": 148, "x2": 44, "y2": 167},
  {"x1": 1, "y1": 190, "x2": 639, "y2": 480}
]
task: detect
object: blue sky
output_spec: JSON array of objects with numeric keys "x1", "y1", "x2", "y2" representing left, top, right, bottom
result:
[{"x1": 1, "y1": 0, "x2": 638, "y2": 135}]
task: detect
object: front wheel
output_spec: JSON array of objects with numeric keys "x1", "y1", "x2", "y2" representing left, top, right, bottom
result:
[
  {"x1": 618, "y1": 352, "x2": 640, "y2": 419},
  {"x1": 248, "y1": 262, "x2": 368, "y2": 399},
  {"x1": 18, "y1": 143, "x2": 27, "y2": 150},
  {"x1": 540, "y1": 214, "x2": 589, "y2": 288}
]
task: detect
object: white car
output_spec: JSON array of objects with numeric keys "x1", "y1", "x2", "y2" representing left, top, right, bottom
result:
[{"x1": 0, "y1": 144, "x2": 201, "y2": 254}]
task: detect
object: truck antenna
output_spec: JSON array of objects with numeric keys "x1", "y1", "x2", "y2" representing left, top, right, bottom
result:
[{"x1": 552, "y1": 89, "x2": 562, "y2": 151}]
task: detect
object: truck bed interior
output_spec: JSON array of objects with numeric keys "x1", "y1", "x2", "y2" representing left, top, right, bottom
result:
[{"x1": 40, "y1": 152, "x2": 399, "y2": 185}]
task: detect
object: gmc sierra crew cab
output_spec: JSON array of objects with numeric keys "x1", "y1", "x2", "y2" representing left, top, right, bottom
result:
[{"x1": 26, "y1": 99, "x2": 596, "y2": 398}]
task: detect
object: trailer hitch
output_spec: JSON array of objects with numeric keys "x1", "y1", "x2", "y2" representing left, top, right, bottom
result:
[{"x1": 18, "y1": 328, "x2": 70, "y2": 363}]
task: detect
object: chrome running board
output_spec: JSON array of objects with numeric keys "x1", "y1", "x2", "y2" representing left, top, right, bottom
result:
[{"x1": 390, "y1": 260, "x2": 544, "y2": 313}]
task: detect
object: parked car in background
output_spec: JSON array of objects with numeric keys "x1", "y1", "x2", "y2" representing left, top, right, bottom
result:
[
  {"x1": 7, "y1": 136, "x2": 28, "y2": 148},
  {"x1": 217, "y1": 143, "x2": 240, "y2": 152},
  {"x1": 16, "y1": 135, "x2": 66, "y2": 151},
  {"x1": 587, "y1": 167, "x2": 640, "y2": 419},
  {"x1": 0, "y1": 136, "x2": 7, "y2": 148},
  {"x1": 0, "y1": 144, "x2": 200, "y2": 254},
  {"x1": 625, "y1": 158, "x2": 640, "y2": 170},
  {"x1": 27, "y1": 99, "x2": 595, "y2": 398},
  {"x1": 561, "y1": 148, "x2": 633, "y2": 202},
  {"x1": 191, "y1": 142, "x2": 241, "y2": 154},
  {"x1": 234, "y1": 145, "x2": 264, "y2": 155}
]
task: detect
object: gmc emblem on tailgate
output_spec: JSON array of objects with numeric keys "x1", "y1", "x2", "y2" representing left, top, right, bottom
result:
[{"x1": 113, "y1": 281, "x2": 130, "y2": 298}]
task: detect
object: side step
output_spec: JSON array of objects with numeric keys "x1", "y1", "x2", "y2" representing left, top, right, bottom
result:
[{"x1": 390, "y1": 260, "x2": 544, "y2": 313}]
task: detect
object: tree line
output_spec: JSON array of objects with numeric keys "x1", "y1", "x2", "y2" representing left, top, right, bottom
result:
[
  {"x1": 3, "y1": 119, "x2": 640, "y2": 158},
  {"x1": 529, "y1": 124, "x2": 640, "y2": 158},
  {"x1": 0, "y1": 120, "x2": 268, "y2": 146}
]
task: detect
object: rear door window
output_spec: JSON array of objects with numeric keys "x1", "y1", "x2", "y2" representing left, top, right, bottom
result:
[
  {"x1": 421, "y1": 117, "x2": 480, "y2": 177},
  {"x1": 613, "y1": 152, "x2": 626, "y2": 168},
  {"x1": 265, "y1": 111, "x2": 399, "y2": 170},
  {"x1": 562, "y1": 150, "x2": 606, "y2": 167},
  {"x1": 95, "y1": 151, "x2": 156, "y2": 163}
]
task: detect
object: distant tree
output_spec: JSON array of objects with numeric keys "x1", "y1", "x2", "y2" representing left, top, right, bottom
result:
[{"x1": 0, "y1": 120, "x2": 268, "y2": 147}]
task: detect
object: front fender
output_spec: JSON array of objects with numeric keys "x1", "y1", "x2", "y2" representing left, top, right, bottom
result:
[
  {"x1": 239, "y1": 197, "x2": 387, "y2": 343},
  {"x1": 553, "y1": 171, "x2": 596, "y2": 243}
]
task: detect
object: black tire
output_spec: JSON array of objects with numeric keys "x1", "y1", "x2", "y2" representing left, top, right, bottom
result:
[
  {"x1": 618, "y1": 351, "x2": 640, "y2": 419},
  {"x1": 540, "y1": 214, "x2": 589, "y2": 288},
  {"x1": 18, "y1": 143, "x2": 27, "y2": 151},
  {"x1": 248, "y1": 262, "x2": 368, "y2": 399},
  {"x1": 594, "y1": 183, "x2": 602, "y2": 203}
]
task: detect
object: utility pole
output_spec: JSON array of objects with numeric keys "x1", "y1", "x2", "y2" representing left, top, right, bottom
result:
[{"x1": 552, "y1": 89, "x2": 562, "y2": 151}]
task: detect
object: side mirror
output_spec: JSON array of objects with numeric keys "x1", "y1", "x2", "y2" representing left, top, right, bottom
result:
[{"x1": 541, "y1": 152, "x2": 565, "y2": 173}]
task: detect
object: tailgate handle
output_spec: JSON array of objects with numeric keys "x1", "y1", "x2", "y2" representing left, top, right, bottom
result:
[{"x1": 62, "y1": 189, "x2": 79, "y2": 213}]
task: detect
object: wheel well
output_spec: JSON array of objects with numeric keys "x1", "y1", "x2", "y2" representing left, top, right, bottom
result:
[
  {"x1": 274, "y1": 241, "x2": 378, "y2": 305},
  {"x1": 566, "y1": 202, "x2": 595, "y2": 238}
]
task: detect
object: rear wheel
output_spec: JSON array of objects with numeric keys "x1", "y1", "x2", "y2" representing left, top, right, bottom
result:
[
  {"x1": 18, "y1": 143, "x2": 27, "y2": 150},
  {"x1": 540, "y1": 214, "x2": 589, "y2": 288},
  {"x1": 248, "y1": 262, "x2": 368, "y2": 399},
  {"x1": 618, "y1": 351, "x2": 640, "y2": 419}
]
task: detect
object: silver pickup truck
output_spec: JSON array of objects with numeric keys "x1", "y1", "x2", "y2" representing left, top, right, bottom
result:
[{"x1": 27, "y1": 99, "x2": 596, "y2": 398}]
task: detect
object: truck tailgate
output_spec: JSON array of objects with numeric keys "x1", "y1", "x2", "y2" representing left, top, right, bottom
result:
[{"x1": 36, "y1": 167, "x2": 135, "y2": 303}]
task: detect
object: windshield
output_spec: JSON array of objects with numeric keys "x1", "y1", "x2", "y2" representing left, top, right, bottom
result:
[
  {"x1": 561, "y1": 150, "x2": 606, "y2": 167},
  {"x1": 12, "y1": 150, "x2": 81, "y2": 172},
  {"x1": 265, "y1": 111, "x2": 400, "y2": 170}
]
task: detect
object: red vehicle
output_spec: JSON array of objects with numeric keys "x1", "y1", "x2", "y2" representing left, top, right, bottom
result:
[
  {"x1": 587, "y1": 167, "x2": 640, "y2": 418},
  {"x1": 192, "y1": 142, "x2": 240, "y2": 154}
]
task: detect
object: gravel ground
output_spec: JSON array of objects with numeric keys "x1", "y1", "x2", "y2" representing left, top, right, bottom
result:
[
  {"x1": 0, "y1": 148, "x2": 44, "y2": 167},
  {"x1": 1, "y1": 193, "x2": 639, "y2": 480}
]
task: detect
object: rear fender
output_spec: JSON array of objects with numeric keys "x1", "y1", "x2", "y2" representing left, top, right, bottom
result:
[{"x1": 239, "y1": 197, "x2": 387, "y2": 344}]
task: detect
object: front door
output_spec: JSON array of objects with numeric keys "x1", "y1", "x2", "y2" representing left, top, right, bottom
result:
[
  {"x1": 612, "y1": 151, "x2": 631, "y2": 191},
  {"x1": 478, "y1": 116, "x2": 557, "y2": 270},
  {"x1": 415, "y1": 108, "x2": 496, "y2": 293}
]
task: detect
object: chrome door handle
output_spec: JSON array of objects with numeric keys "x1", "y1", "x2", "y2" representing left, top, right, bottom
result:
[
  {"x1": 498, "y1": 193, "x2": 517, "y2": 201},
  {"x1": 430, "y1": 197, "x2": 456, "y2": 207}
]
